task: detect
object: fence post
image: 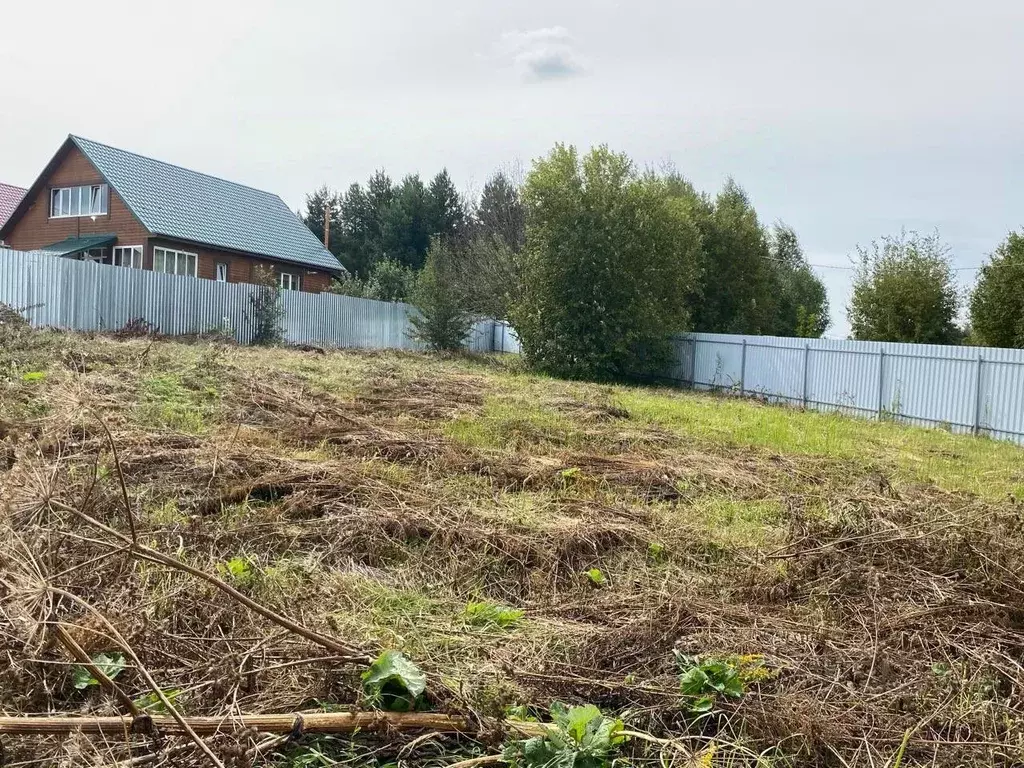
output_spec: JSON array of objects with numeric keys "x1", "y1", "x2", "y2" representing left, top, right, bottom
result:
[
  {"x1": 802, "y1": 343, "x2": 810, "y2": 409},
  {"x1": 740, "y1": 339, "x2": 747, "y2": 397},
  {"x1": 877, "y1": 348, "x2": 885, "y2": 420},
  {"x1": 973, "y1": 354, "x2": 984, "y2": 435}
]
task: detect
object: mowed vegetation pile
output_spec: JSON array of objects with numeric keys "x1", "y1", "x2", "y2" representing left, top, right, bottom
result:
[{"x1": 1, "y1": 323, "x2": 1023, "y2": 767}]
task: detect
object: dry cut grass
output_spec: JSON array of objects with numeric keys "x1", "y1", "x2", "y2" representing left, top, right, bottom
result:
[{"x1": 0, "y1": 324, "x2": 1022, "y2": 767}]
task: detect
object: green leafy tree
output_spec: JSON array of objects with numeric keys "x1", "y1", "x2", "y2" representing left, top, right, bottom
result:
[
  {"x1": 969, "y1": 231, "x2": 1024, "y2": 348},
  {"x1": 335, "y1": 183, "x2": 377, "y2": 277},
  {"x1": 409, "y1": 238, "x2": 475, "y2": 351},
  {"x1": 476, "y1": 170, "x2": 525, "y2": 251},
  {"x1": 330, "y1": 273, "x2": 368, "y2": 298},
  {"x1": 383, "y1": 175, "x2": 433, "y2": 270},
  {"x1": 457, "y1": 234, "x2": 521, "y2": 320},
  {"x1": 511, "y1": 144, "x2": 702, "y2": 380},
  {"x1": 455, "y1": 170, "x2": 527, "y2": 320},
  {"x1": 329, "y1": 259, "x2": 416, "y2": 303},
  {"x1": 690, "y1": 179, "x2": 776, "y2": 334},
  {"x1": 848, "y1": 231, "x2": 960, "y2": 343},
  {"x1": 365, "y1": 259, "x2": 416, "y2": 303},
  {"x1": 767, "y1": 223, "x2": 830, "y2": 337}
]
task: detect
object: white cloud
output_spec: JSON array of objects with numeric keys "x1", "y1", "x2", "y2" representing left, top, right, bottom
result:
[
  {"x1": 496, "y1": 26, "x2": 587, "y2": 82},
  {"x1": 499, "y1": 26, "x2": 572, "y2": 52}
]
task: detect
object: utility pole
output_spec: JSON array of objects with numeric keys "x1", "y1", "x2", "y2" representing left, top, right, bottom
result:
[{"x1": 323, "y1": 204, "x2": 331, "y2": 250}]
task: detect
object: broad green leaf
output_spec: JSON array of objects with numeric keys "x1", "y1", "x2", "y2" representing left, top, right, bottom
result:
[
  {"x1": 689, "y1": 696, "x2": 715, "y2": 714},
  {"x1": 504, "y1": 702, "x2": 626, "y2": 768},
  {"x1": 721, "y1": 672, "x2": 744, "y2": 699},
  {"x1": 361, "y1": 650, "x2": 426, "y2": 712},
  {"x1": 679, "y1": 667, "x2": 710, "y2": 696},
  {"x1": 72, "y1": 652, "x2": 126, "y2": 690},
  {"x1": 563, "y1": 704, "x2": 602, "y2": 742}
]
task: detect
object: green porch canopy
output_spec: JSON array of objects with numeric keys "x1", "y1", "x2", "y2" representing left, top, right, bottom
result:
[{"x1": 39, "y1": 234, "x2": 117, "y2": 257}]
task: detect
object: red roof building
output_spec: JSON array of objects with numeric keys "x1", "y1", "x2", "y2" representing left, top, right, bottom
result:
[{"x1": 0, "y1": 183, "x2": 27, "y2": 236}]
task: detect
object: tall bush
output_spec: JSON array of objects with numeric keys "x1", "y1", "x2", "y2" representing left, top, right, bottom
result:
[
  {"x1": 848, "y1": 231, "x2": 960, "y2": 344},
  {"x1": 969, "y1": 231, "x2": 1024, "y2": 348},
  {"x1": 408, "y1": 238, "x2": 475, "y2": 351},
  {"x1": 510, "y1": 145, "x2": 702, "y2": 380}
]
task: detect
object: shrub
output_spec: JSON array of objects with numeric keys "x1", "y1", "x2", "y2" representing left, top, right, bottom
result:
[
  {"x1": 969, "y1": 231, "x2": 1024, "y2": 348},
  {"x1": 408, "y1": 238, "x2": 475, "y2": 351},
  {"x1": 365, "y1": 259, "x2": 417, "y2": 303},
  {"x1": 0, "y1": 303, "x2": 30, "y2": 339},
  {"x1": 848, "y1": 231, "x2": 960, "y2": 344},
  {"x1": 115, "y1": 317, "x2": 159, "y2": 339},
  {"x1": 511, "y1": 145, "x2": 702, "y2": 380},
  {"x1": 248, "y1": 266, "x2": 285, "y2": 346}
]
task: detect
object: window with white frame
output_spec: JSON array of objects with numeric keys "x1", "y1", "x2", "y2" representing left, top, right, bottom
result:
[
  {"x1": 112, "y1": 246, "x2": 143, "y2": 269},
  {"x1": 50, "y1": 184, "x2": 108, "y2": 218},
  {"x1": 80, "y1": 248, "x2": 107, "y2": 263},
  {"x1": 153, "y1": 247, "x2": 198, "y2": 277},
  {"x1": 279, "y1": 272, "x2": 301, "y2": 291}
]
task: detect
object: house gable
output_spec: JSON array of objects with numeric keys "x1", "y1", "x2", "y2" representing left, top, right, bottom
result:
[
  {"x1": 0, "y1": 140, "x2": 150, "y2": 252},
  {"x1": 70, "y1": 136, "x2": 342, "y2": 274}
]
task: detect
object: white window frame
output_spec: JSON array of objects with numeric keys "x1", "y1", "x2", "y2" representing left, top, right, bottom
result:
[
  {"x1": 280, "y1": 272, "x2": 301, "y2": 291},
  {"x1": 49, "y1": 184, "x2": 108, "y2": 219},
  {"x1": 153, "y1": 247, "x2": 198, "y2": 278},
  {"x1": 112, "y1": 245, "x2": 143, "y2": 269},
  {"x1": 81, "y1": 248, "x2": 107, "y2": 263},
  {"x1": 215, "y1": 262, "x2": 228, "y2": 282}
]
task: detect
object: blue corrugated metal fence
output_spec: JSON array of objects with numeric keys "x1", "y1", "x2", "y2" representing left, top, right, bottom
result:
[
  {"x1": 3, "y1": 248, "x2": 1021, "y2": 444},
  {"x1": 667, "y1": 332, "x2": 1024, "y2": 444},
  {"x1": 0, "y1": 248, "x2": 513, "y2": 353}
]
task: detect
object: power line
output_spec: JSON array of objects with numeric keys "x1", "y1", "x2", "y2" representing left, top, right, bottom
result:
[{"x1": 766, "y1": 257, "x2": 1007, "y2": 273}]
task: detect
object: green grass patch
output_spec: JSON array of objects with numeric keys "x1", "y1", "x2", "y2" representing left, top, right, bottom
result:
[
  {"x1": 138, "y1": 373, "x2": 218, "y2": 433},
  {"x1": 692, "y1": 497, "x2": 787, "y2": 548},
  {"x1": 619, "y1": 388, "x2": 1024, "y2": 499},
  {"x1": 445, "y1": 397, "x2": 582, "y2": 451},
  {"x1": 463, "y1": 600, "x2": 524, "y2": 628}
]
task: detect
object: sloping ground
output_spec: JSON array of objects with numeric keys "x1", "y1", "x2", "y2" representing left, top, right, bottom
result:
[{"x1": 0, "y1": 325, "x2": 1023, "y2": 767}]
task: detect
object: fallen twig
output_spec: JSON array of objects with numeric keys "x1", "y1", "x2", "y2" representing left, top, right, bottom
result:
[
  {"x1": 48, "y1": 587, "x2": 226, "y2": 768},
  {"x1": 48, "y1": 499, "x2": 369, "y2": 663},
  {"x1": 0, "y1": 711, "x2": 484, "y2": 737}
]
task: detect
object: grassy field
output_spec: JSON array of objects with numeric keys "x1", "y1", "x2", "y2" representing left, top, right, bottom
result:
[{"x1": 1, "y1": 325, "x2": 1022, "y2": 767}]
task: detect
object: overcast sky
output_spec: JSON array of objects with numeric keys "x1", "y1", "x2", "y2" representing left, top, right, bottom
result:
[{"x1": 3, "y1": 0, "x2": 1022, "y2": 336}]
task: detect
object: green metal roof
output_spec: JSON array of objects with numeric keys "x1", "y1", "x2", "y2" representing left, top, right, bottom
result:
[
  {"x1": 39, "y1": 234, "x2": 117, "y2": 256},
  {"x1": 69, "y1": 136, "x2": 343, "y2": 274}
]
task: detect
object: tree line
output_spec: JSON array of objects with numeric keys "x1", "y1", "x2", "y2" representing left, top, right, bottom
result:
[
  {"x1": 302, "y1": 144, "x2": 830, "y2": 379},
  {"x1": 302, "y1": 142, "x2": 1024, "y2": 377}
]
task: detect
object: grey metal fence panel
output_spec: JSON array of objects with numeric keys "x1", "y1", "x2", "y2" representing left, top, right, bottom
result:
[
  {"x1": 672, "y1": 332, "x2": 1024, "y2": 444},
  {"x1": 9, "y1": 248, "x2": 1024, "y2": 445},
  {"x1": 0, "y1": 248, "x2": 502, "y2": 354},
  {"x1": 491, "y1": 321, "x2": 522, "y2": 354}
]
